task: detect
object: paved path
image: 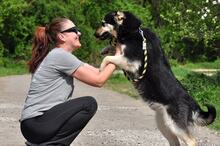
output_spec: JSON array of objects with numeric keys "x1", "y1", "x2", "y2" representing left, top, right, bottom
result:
[
  {"x1": 192, "y1": 69, "x2": 220, "y2": 76},
  {"x1": 0, "y1": 75, "x2": 219, "y2": 146}
]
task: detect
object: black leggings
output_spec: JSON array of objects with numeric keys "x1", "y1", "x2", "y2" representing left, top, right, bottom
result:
[{"x1": 20, "y1": 96, "x2": 97, "y2": 146}]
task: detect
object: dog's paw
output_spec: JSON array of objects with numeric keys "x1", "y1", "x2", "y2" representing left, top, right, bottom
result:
[
  {"x1": 100, "y1": 57, "x2": 109, "y2": 71},
  {"x1": 100, "y1": 63, "x2": 105, "y2": 71}
]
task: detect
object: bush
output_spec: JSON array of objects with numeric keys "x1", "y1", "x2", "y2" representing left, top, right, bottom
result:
[
  {"x1": 155, "y1": 0, "x2": 220, "y2": 62},
  {"x1": 0, "y1": 41, "x2": 4, "y2": 58},
  {"x1": 181, "y1": 72, "x2": 220, "y2": 104},
  {"x1": 0, "y1": 0, "x2": 34, "y2": 58},
  {"x1": 0, "y1": 0, "x2": 219, "y2": 63}
]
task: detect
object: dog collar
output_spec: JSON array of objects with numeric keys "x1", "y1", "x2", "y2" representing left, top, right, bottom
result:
[{"x1": 124, "y1": 28, "x2": 148, "y2": 83}]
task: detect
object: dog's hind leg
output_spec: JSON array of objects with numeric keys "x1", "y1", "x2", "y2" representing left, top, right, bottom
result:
[
  {"x1": 156, "y1": 110, "x2": 197, "y2": 146},
  {"x1": 156, "y1": 111, "x2": 180, "y2": 146},
  {"x1": 175, "y1": 129, "x2": 197, "y2": 146},
  {"x1": 158, "y1": 110, "x2": 197, "y2": 146}
]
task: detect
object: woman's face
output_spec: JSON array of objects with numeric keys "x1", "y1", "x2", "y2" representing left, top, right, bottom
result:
[{"x1": 61, "y1": 20, "x2": 81, "y2": 51}]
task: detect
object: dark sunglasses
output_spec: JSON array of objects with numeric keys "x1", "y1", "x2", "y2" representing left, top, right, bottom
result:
[{"x1": 60, "y1": 27, "x2": 79, "y2": 34}]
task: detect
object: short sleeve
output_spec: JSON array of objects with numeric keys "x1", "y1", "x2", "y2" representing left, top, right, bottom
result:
[{"x1": 52, "y1": 49, "x2": 84, "y2": 75}]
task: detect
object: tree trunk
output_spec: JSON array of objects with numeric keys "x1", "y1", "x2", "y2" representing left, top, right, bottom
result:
[{"x1": 147, "y1": 0, "x2": 163, "y2": 27}]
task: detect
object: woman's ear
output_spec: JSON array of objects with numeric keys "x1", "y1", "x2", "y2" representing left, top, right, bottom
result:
[{"x1": 57, "y1": 33, "x2": 66, "y2": 42}]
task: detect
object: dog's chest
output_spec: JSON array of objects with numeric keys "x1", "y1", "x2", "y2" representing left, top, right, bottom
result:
[{"x1": 121, "y1": 41, "x2": 143, "y2": 60}]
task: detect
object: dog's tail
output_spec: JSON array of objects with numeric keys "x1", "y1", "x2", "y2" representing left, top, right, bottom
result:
[{"x1": 193, "y1": 104, "x2": 216, "y2": 126}]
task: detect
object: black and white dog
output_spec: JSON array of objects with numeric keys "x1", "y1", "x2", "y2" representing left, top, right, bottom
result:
[{"x1": 95, "y1": 11, "x2": 216, "y2": 146}]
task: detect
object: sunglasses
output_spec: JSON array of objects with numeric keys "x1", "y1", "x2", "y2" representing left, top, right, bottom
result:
[{"x1": 60, "y1": 27, "x2": 79, "y2": 34}]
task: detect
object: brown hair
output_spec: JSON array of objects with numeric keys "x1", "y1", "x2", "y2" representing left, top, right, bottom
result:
[{"x1": 28, "y1": 18, "x2": 69, "y2": 73}]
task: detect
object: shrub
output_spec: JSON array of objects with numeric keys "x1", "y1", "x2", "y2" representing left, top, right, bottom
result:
[{"x1": 181, "y1": 72, "x2": 220, "y2": 104}]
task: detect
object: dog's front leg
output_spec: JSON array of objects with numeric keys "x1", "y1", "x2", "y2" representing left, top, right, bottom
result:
[{"x1": 100, "y1": 55, "x2": 128, "y2": 71}]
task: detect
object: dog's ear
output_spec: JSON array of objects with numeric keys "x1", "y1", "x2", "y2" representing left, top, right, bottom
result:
[
  {"x1": 114, "y1": 11, "x2": 125, "y2": 25},
  {"x1": 104, "y1": 11, "x2": 117, "y2": 25},
  {"x1": 119, "y1": 11, "x2": 142, "y2": 32}
]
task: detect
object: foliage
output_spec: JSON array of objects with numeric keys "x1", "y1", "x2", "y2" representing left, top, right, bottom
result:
[
  {"x1": 0, "y1": 0, "x2": 219, "y2": 64},
  {"x1": 0, "y1": 41, "x2": 4, "y2": 58},
  {"x1": 181, "y1": 72, "x2": 220, "y2": 104},
  {"x1": 0, "y1": 57, "x2": 28, "y2": 77},
  {"x1": 180, "y1": 71, "x2": 220, "y2": 130},
  {"x1": 154, "y1": 0, "x2": 220, "y2": 62},
  {"x1": 0, "y1": 0, "x2": 31, "y2": 58}
]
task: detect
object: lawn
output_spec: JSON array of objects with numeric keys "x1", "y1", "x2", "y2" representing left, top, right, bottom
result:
[{"x1": 0, "y1": 58, "x2": 28, "y2": 77}]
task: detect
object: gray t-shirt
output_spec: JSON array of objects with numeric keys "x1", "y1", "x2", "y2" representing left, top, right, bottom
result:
[{"x1": 20, "y1": 48, "x2": 83, "y2": 121}]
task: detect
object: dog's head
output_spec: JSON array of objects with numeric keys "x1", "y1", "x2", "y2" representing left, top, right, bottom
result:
[{"x1": 95, "y1": 11, "x2": 142, "y2": 40}]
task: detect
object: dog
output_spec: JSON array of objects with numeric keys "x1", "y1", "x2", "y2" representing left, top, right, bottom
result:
[{"x1": 95, "y1": 11, "x2": 216, "y2": 146}]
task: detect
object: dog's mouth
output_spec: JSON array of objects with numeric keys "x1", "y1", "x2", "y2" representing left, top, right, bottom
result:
[
  {"x1": 95, "y1": 31, "x2": 113, "y2": 40},
  {"x1": 95, "y1": 32, "x2": 113, "y2": 40},
  {"x1": 95, "y1": 22, "x2": 116, "y2": 40}
]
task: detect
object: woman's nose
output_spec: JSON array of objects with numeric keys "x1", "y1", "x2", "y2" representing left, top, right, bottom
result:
[{"x1": 77, "y1": 31, "x2": 81, "y2": 36}]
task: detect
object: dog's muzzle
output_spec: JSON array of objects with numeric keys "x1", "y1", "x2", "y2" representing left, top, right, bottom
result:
[
  {"x1": 94, "y1": 31, "x2": 112, "y2": 40},
  {"x1": 94, "y1": 24, "x2": 115, "y2": 40}
]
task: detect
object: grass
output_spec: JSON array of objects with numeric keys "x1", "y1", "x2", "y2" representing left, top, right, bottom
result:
[
  {"x1": 210, "y1": 100, "x2": 220, "y2": 130},
  {"x1": 105, "y1": 59, "x2": 220, "y2": 131},
  {"x1": 105, "y1": 73, "x2": 139, "y2": 98},
  {"x1": 0, "y1": 58, "x2": 28, "y2": 77},
  {"x1": 182, "y1": 59, "x2": 220, "y2": 69}
]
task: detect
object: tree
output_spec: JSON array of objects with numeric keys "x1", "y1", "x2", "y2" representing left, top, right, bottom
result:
[
  {"x1": 0, "y1": 0, "x2": 219, "y2": 63},
  {"x1": 150, "y1": 0, "x2": 220, "y2": 61},
  {"x1": 0, "y1": 0, "x2": 32, "y2": 58}
]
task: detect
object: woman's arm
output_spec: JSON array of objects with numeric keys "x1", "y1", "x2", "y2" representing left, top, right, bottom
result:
[
  {"x1": 83, "y1": 63, "x2": 100, "y2": 74},
  {"x1": 72, "y1": 44, "x2": 121, "y2": 87},
  {"x1": 72, "y1": 63, "x2": 116, "y2": 87}
]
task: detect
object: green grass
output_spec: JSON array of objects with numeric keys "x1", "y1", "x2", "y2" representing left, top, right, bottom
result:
[
  {"x1": 180, "y1": 72, "x2": 220, "y2": 130},
  {"x1": 180, "y1": 59, "x2": 220, "y2": 69},
  {"x1": 0, "y1": 58, "x2": 28, "y2": 77},
  {"x1": 105, "y1": 73, "x2": 139, "y2": 98},
  {"x1": 171, "y1": 66, "x2": 190, "y2": 80},
  {"x1": 209, "y1": 100, "x2": 220, "y2": 130},
  {"x1": 105, "y1": 59, "x2": 220, "y2": 131}
]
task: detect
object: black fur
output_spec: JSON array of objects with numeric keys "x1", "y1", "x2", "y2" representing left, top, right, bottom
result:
[{"x1": 95, "y1": 11, "x2": 216, "y2": 145}]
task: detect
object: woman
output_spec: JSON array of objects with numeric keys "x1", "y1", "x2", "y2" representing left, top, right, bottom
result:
[{"x1": 20, "y1": 17, "x2": 121, "y2": 146}]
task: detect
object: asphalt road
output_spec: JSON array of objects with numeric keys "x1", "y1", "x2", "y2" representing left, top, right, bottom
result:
[{"x1": 0, "y1": 75, "x2": 219, "y2": 146}]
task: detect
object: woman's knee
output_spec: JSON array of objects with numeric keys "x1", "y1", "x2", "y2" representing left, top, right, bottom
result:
[{"x1": 84, "y1": 96, "x2": 98, "y2": 115}]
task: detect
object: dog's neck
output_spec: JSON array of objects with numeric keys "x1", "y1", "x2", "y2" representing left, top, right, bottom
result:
[
  {"x1": 122, "y1": 28, "x2": 148, "y2": 83},
  {"x1": 118, "y1": 28, "x2": 140, "y2": 41}
]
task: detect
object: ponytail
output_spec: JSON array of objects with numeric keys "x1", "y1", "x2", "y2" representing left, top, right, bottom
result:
[
  {"x1": 28, "y1": 26, "x2": 51, "y2": 74},
  {"x1": 28, "y1": 18, "x2": 70, "y2": 74}
]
